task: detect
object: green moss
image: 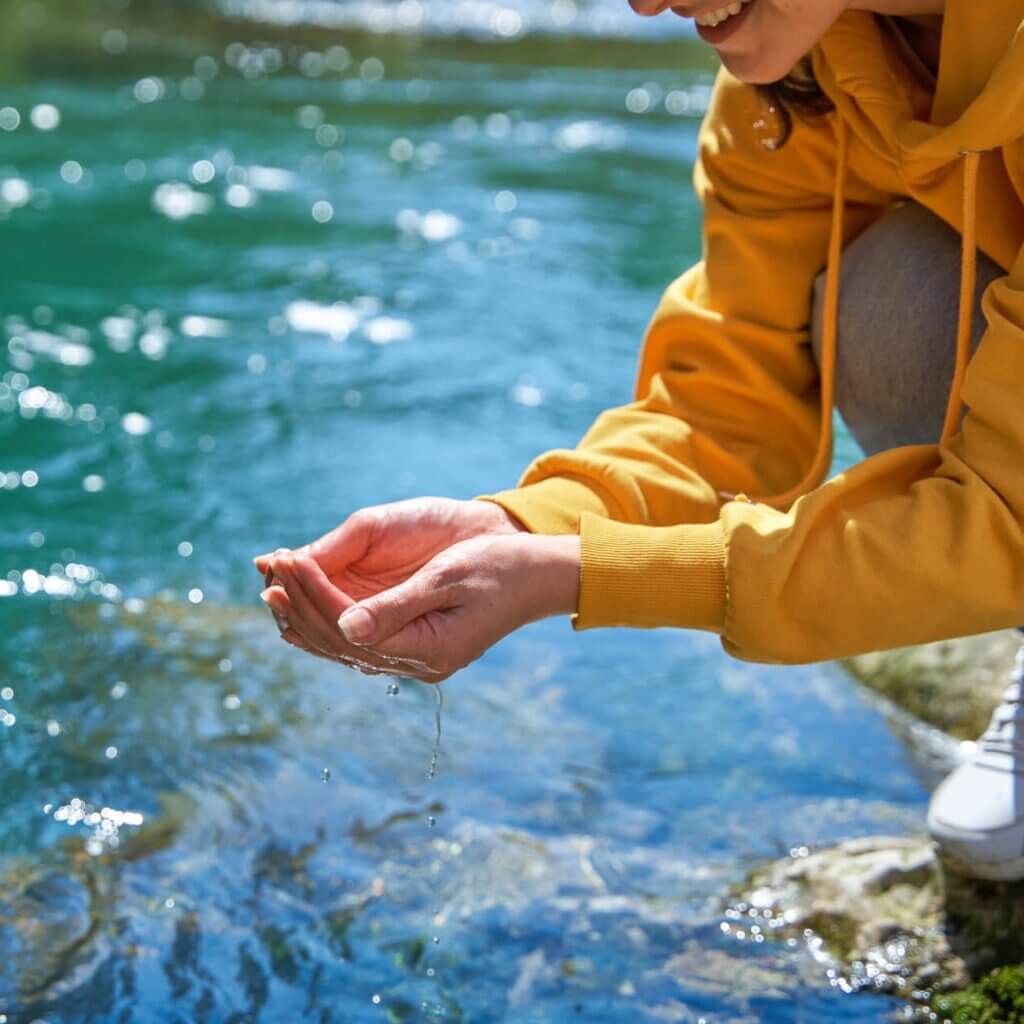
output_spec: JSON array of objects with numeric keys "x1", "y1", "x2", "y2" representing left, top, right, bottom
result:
[
  {"x1": 842, "y1": 633, "x2": 1019, "y2": 741},
  {"x1": 933, "y1": 965, "x2": 1024, "y2": 1023}
]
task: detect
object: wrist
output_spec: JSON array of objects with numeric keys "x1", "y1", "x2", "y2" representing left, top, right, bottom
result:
[
  {"x1": 523, "y1": 534, "x2": 581, "y2": 619},
  {"x1": 474, "y1": 497, "x2": 530, "y2": 534}
]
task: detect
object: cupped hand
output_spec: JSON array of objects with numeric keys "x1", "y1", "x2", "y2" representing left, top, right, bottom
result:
[
  {"x1": 255, "y1": 497, "x2": 528, "y2": 674},
  {"x1": 266, "y1": 531, "x2": 580, "y2": 682}
]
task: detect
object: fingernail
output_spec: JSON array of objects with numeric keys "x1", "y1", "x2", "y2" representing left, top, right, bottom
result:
[
  {"x1": 338, "y1": 606, "x2": 373, "y2": 644},
  {"x1": 261, "y1": 590, "x2": 288, "y2": 631}
]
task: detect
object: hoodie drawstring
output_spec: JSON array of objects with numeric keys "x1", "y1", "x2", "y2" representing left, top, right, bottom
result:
[
  {"x1": 762, "y1": 116, "x2": 849, "y2": 509},
  {"x1": 759, "y1": 124, "x2": 981, "y2": 511}
]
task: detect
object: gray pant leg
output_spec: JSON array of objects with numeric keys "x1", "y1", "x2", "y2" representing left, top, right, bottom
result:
[
  {"x1": 810, "y1": 201, "x2": 1003, "y2": 456},
  {"x1": 810, "y1": 206, "x2": 1022, "y2": 637}
]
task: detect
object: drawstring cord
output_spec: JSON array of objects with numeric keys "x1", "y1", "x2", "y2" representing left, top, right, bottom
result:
[
  {"x1": 760, "y1": 116, "x2": 849, "y2": 509},
  {"x1": 941, "y1": 150, "x2": 981, "y2": 444},
  {"x1": 752, "y1": 126, "x2": 981, "y2": 511}
]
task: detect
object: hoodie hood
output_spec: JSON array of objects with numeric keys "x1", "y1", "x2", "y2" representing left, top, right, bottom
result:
[
  {"x1": 816, "y1": 1, "x2": 1024, "y2": 159},
  {"x1": 761, "y1": 2, "x2": 1024, "y2": 509}
]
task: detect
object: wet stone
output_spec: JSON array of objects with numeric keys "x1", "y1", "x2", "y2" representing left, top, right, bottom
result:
[
  {"x1": 729, "y1": 834, "x2": 1024, "y2": 1003},
  {"x1": 843, "y1": 629, "x2": 1019, "y2": 741}
]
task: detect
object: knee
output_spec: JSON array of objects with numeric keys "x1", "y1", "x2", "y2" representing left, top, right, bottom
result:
[{"x1": 809, "y1": 202, "x2": 1003, "y2": 456}]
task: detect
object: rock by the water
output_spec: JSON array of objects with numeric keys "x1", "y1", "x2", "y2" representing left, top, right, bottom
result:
[
  {"x1": 843, "y1": 630, "x2": 1020, "y2": 741},
  {"x1": 729, "y1": 836, "x2": 966, "y2": 1001},
  {"x1": 723, "y1": 631, "x2": 1024, "y2": 1013},
  {"x1": 730, "y1": 834, "x2": 1024, "y2": 1011},
  {"x1": 932, "y1": 965, "x2": 1024, "y2": 1023}
]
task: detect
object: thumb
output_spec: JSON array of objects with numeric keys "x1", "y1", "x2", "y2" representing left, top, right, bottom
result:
[{"x1": 337, "y1": 568, "x2": 449, "y2": 646}]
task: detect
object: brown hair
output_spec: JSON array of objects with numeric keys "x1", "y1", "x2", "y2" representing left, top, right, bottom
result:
[{"x1": 755, "y1": 57, "x2": 834, "y2": 149}]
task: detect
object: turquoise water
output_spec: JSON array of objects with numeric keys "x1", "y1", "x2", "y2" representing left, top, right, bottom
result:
[{"x1": 3, "y1": 2, "x2": 917, "y2": 1020}]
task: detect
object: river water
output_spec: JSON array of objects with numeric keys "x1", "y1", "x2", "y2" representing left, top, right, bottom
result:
[{"x1": 2, "y1": 1, "x2": 923, "y2": 1020}]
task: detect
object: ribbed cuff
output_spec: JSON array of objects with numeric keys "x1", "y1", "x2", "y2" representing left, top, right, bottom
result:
[
  {"x1": 474, "y1": 476, "x2": 616, "y2": 536},
  {"x1": 574, "y1": 512, "x2": 727, "y2": 632}
]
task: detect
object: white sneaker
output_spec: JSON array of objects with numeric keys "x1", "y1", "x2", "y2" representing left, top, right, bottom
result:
[{"x1": 927, "y1": 644, "x2": 1024, "y2": 880}]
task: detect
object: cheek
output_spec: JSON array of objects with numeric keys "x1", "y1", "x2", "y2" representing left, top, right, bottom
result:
[
  {"x1": 627, "y1": 0, "x2": 664, "y2": 14},
  {"x1": 717, "y1": 0, "x2": 843, "y2": 84}
]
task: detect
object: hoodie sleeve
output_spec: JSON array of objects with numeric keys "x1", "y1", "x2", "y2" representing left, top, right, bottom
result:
[
  {"x1": 479, "y1": 68, "x2": 889, "y2": 641},
  {"x1": 699, "y1": 241, "x2": 1024, "y2": 662}
]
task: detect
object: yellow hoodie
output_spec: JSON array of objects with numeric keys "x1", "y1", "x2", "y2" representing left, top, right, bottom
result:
[{"x1": 480, "y1": 1, "x2": 1024, "y2": 663}]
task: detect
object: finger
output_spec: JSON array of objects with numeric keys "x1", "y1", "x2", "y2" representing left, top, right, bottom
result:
[
  {"x1": 281, "y1": 626, "x2": 324, "y2": 657},
  {"x1": 274, "y1": 555, "x2": 404, "y2": 674},
  {"x1": 288, "y1": 557, "x2": 440, "y2": 675},
  {"x1": 274, "y1": 555, "x2": 351, "y2": 654},
  {"x1": 260, "y1": 585, "x2": 292, "y2": 633},
  {"x1": 305, "y1": 509, "x2": 375, "y2": 577},
  {"x1": 291, "y1": 554, "x2": 353, "y2": 621},
  {"x1": 365, "y1": 607, "x2": 453, "y2": 674},
  {"x1": 336, "y1": 564, "x2": 450, "y2": 649},
  {"x1": 280, "y1": 628, "x2": 364, "y2": 670},
  {"x1": 280, "y1": 628, "x2": 385, "y2": 677},
  {"x1": 255, "y1": 545, "x2": 293, "y2": 577},
  {"x1": 270, "y1": 553, "x2": 349, "y2": 657}
]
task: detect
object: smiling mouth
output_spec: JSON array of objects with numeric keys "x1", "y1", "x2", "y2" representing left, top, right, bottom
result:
[{"x1": 672, "y1": 0, "x2": 753, "y2": 27}]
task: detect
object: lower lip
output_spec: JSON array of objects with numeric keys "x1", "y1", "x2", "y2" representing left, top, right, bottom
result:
[{"x1": 692, "y1": 0, "x2": 755, "y2": 44}]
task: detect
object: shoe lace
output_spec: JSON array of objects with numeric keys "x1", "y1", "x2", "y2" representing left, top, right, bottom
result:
[{"x1": 979, "y1": 646, "x2": 1024, "y2": 756}]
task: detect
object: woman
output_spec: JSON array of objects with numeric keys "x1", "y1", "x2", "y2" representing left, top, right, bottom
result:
[{"x1": 258, "y1": 0, "x2": 1024, "y2": 879}]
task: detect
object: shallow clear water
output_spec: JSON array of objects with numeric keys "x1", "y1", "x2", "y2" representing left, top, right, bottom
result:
[{"x1": 2, "y1": 2, "x2": 913, "y2": 1020}]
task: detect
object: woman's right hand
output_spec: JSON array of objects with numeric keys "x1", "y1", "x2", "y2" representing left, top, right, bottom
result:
[{"x1": 254, "y1": 497, "x2": 527, "y2": 669}]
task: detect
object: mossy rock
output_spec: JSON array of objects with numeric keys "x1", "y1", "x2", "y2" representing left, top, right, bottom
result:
[
  {"x1": 933, "y1": 965, "x2": 1024, "y2": 1023},
  {"x1": 843, "y1": 631, "x2": 1019, "y2": 741},
  {"x1": 731, "y1": 837, "x2": 1024, "y2": 1011},
  {"x1": 728, "y1": 836, "x2": 967, "y2": 1000}
]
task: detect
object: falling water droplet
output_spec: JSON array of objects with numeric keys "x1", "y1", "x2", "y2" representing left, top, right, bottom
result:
[
  {"x1": 422, "y1": 688, "x2": 446, "y2": 998},
  {"x1": 386, "y1": 682, "x2": 400, "y2": 696},
  {"x1": 320, "y1": 767, "x2": 331, "y2": 783},
  {"x1": 427, "y1": 684, "x2": 443, "y2": 778}
]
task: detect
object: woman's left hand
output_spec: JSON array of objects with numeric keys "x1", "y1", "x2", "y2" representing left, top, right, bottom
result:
[{"x1": 266, "y1": 533, "x2": 580, "y2": 683}]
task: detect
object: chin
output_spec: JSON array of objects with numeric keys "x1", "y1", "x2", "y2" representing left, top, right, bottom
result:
[{"x1": 719, "y1": 49, "x2": 800, "y2": 85}]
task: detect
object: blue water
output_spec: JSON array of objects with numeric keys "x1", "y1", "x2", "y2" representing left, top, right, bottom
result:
[{"x1": 2, "y1": 1, "x2": 915, "y2": 1020}]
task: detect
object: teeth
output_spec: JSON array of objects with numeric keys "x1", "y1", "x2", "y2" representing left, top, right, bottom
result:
[{"x1": 695, "y1": 0, "x2": 750, "y2": 27}]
